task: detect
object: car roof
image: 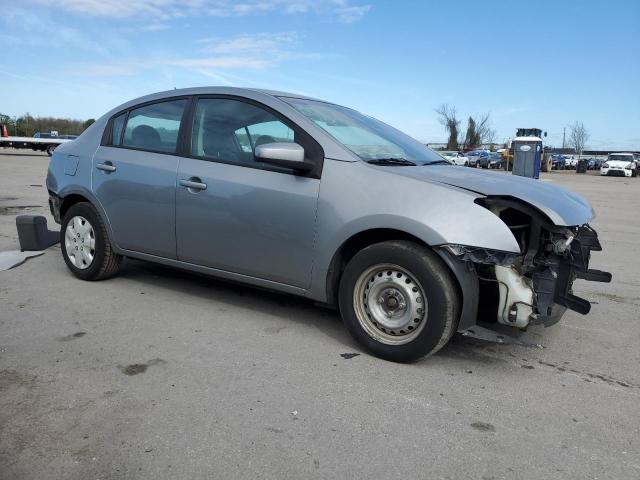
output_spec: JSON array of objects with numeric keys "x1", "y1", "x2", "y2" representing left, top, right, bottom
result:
[
  {"x1": 104, "y1": 87, "x2": 336, "y2": 120},
  {"x1": 250, "y1": 88, "x2": 325, "y2": 102},
  {"x1": 129, "y1": 86, "x2": 324, "y2": 104}
]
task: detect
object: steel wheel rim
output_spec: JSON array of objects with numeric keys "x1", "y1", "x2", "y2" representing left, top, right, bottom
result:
[
  {"x1": 353, "y1": 263, "x2": 428, "y2": 345},
  {"x1": 64, "y1": 215, "x2": 95, "y2": 270}
]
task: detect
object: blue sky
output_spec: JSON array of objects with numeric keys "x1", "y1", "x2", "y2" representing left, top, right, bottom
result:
[{"x1": 1, "y1": 0, "x2": 638, "y2": 149}]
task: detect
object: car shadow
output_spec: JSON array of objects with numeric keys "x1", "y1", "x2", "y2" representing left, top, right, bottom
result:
[
  {"x1": 117, "y1": 258, "x2": 358, "y2": 350},
  {"x1": 113, "y1": 258, "x2": 544, "y2": 364},
  {"x1": 91, "y1": 257, "x2": 546, "y2": 365},
  {"x1": 0, "y1": 151, "x2": 47, "y2": 157}
]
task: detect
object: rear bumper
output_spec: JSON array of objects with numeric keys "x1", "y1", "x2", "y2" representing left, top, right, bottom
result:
[{"x1": 48, "y1": 192, "x2": 62, "y2": 224}]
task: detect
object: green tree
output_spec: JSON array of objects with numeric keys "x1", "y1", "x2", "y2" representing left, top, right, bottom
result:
[
  {"x1": 464, "y1": 117, "x2": 480, "y2": 149},
  {"x1": 435, "y1": 104, "x2": 460, "y2": 150}
]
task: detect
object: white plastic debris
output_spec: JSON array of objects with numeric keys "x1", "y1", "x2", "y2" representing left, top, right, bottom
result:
[{"x1": 0, "y1": 250, "x2": 45, "y2": 272}]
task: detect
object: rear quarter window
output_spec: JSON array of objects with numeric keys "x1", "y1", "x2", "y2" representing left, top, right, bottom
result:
[{"x1": 111, "y1": 113, "x2": 126, "y2": 146}]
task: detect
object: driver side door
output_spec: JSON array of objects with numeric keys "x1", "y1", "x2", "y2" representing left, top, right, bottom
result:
[{"x1": 175, "y1": 97, "x2": 323, "y2": 288}]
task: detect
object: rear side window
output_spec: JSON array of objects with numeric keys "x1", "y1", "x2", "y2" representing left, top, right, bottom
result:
[
  {"x1": 122, "y1": 99, "x2": 187, "y2": 153},
  {"x1": 111, "y1": 112, "x2": 126, "y2": 146}
]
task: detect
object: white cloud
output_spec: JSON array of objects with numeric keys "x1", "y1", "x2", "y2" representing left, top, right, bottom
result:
[
  {"x1": 198, "y1": 32, "x2": 298, "y2": 55},
  {"x1": 73, "y1": 31, "x2": 311, "y2": 77},
  {"x1": 0, "y1": 6, "x2": 114, "y2": 56},
  {"x1": 332, "y1": 0, "x2": 371, "y2": 23},
  {"x1": 29, "y1": 0, "x2": 371, "y2": 23}
]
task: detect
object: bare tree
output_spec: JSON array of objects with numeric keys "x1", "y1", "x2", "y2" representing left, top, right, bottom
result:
[
  {"x1": 435, "y1": 104, "x2": 460, "y2": 150},
  {"x1": 568, "y1": 121, "x2": 589, "y2": 156},
  {"x1": 475, "y1": 112, "x2": 496, "y2": 147}
]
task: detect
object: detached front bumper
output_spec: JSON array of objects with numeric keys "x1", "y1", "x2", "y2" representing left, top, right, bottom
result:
[
  {"x1": 438, "y1": 219, "x2": 611, "y2": 332},
  {"x1": 528, "y1": 224, "x2": 611, "y2": 325}
]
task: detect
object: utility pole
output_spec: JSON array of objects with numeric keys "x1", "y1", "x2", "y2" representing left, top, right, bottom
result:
[{"x1": 562, "y1": 127, "x2": 566, "y2": 151}]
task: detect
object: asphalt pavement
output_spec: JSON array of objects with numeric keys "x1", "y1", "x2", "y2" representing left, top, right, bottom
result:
[{"x1": 1, "y1": 149, "x2": 639, "y2": 479}]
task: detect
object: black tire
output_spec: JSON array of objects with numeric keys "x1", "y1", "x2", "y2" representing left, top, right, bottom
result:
[
  {"x1": 46, "y1": 145, "x2": 55, "y2": 156},
  {"x1": 338, "y1": 241, "x2": 461, "y2": 362},
  {"x1": 61, "y1": 202, "x2": 123, "y2": 280}
]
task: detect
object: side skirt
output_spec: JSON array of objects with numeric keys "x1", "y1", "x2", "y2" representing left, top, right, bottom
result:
[{"x1": 120, "y1": 249, "x2": 308, "y2": 297}]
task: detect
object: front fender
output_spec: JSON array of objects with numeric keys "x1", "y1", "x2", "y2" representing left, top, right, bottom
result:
[{"x1": 306, "y1": 160, "x2": 521, "y2": 303}]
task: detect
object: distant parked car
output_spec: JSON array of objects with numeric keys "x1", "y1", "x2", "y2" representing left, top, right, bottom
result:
[
  {"x1": 586, "y1": 158, "x2": 603, "y2": 170},
  {"x1": 488, "y1": 152, "x2": 505, "y2": 169},
  {"x1": 601, "y1": 153, "x2": 637, "y2": 177},
  {"x1": 551, "y1": 155, "x2": 566, "y2": 170},
  {"x1": 565, "y1": 156, "x2": 579, "y2": 169},
  {"x1": 440, "y1": 151, "x2": 469, "y2": 166},
  {"x1": 470, "y1": 150, "x2": 490, "y2": 168},
  {"x1": 465, "y1": 150, "x2": 487, "y2": 167}
]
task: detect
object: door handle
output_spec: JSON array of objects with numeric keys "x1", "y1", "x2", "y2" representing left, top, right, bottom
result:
[
  {"x1": 180, "y1": 178, "x2": 207, "y2": 191},
  {"x1": 96, "y1": 162, "x2": 116, "y2": 173}
]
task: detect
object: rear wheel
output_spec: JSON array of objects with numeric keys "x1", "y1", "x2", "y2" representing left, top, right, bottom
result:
[
  {"x1": 61, "y1": 202, "x2": 123, "y2": 280},
  {"x1": 338, "y1": 241, "x2": 461, "y2": 362},
  {"x1": 46, "y1": 145, "x2": 56, "y2": 156}
]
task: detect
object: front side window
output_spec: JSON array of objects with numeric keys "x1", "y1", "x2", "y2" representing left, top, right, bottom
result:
[
  {"x1": 122, "y1": 99, "x2": 187, "y2": 153},
  {"x1": 283, "y1": 97, "x2": 444, "y2": 164},
  {"x1": 191, "y1": 98, "x2": 295, "y2": 168}
]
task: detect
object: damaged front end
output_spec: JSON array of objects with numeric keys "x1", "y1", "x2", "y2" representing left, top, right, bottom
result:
[{"x1": 438, "y1": 196, "x2": 611, "y2": 335}]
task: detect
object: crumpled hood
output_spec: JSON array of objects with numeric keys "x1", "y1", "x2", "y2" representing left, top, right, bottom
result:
[{"x1": 389, "y1": 165, "x2": 595, "y2": 226}]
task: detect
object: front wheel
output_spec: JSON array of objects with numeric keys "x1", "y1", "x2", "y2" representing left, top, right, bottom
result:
[
  {"x1": 61, "y1": 202, "x2": 123, "y2": 280},
  {"x1": 338, "y1": 241, "x2": 461, "y2": 362}
]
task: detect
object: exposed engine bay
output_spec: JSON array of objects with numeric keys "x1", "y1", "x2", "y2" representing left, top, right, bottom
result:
[{"x1": 440, "y1": 196, "x2": 612, "y2": 332}]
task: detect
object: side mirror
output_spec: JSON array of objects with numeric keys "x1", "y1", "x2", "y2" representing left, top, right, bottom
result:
[{"x1": 255, "y1": 142, "x2": 313, "y2": 172}]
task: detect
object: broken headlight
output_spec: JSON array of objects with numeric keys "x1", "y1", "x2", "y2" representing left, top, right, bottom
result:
[{"x1": 442, "y1": 244, "x2": 520, "y2": 266}]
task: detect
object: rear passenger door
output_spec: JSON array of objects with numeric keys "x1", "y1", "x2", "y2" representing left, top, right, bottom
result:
[{"x1": 92, "y1": 98, "x2": 188, "y2": 258}]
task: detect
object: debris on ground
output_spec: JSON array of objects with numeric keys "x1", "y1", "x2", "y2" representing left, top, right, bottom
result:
[{"x1": 0, "y1": 250, "x2": 45, "y2": 271}]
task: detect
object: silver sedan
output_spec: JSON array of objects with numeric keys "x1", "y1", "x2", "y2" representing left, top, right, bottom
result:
[{"x1": 47, "y1": 87, "x2": 610, "y2": 362}]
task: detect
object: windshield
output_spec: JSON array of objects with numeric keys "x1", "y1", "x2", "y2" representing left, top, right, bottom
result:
[
  {"x1": 608, "y1": 155, "x2": 633, "y2": 162},
  {"x1": 282, "y1": 97, "x2": 445, "y2": 165}
]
